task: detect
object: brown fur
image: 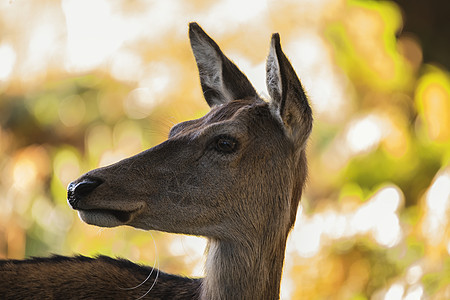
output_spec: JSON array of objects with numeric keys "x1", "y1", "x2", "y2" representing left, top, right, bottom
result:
[
  {"x1": 0, "y1": 23, "x2": 312, "y2": 299},
  {"x1": 0, "y1": 256, "x2": 200, "y2": 299}
]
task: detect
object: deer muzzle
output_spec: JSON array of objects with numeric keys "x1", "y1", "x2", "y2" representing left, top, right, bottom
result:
[
  {"x1": 67, "y1": 175, "x2": 144, "y2": 227},
  {"x1": 67, "y1": 178, "x2": 103, "y2": 209}
]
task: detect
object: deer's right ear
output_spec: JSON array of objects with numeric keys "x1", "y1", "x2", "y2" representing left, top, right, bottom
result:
[
  {"x1": 189, "y1": 22, "x2": 258, "y2": 107},
  {"x1": 266, "y1": 33, "x2": 312, "y2": 148}
]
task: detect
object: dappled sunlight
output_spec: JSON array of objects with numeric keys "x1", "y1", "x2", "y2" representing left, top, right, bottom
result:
[
  {"x1": 25, "y1": 23, "x2": 59, "y2": 79},
  {"x1": 422, "y1": 168, "x2": 450, "y2": 247},
  {"x1": 11, "y1": 146, "x2": 51, "y2": 192},
  {"x1": 415, "y1": 68, "x2": 450, "y2": 142},
  {"x1": 53, "y1": 148, "x2": 81, "y2": 189},
  {"x1": 62, "y1": 0, "x2": 128, "y2": 72},
  {"x1": 286, "y1": 30, "x2": 351, "y2": 122},
  {"x1": 381, "y1": 281, "x2": 425, "y2": 300},
  {"x1": 1, "y1": 0, "x2": 449, "y2": 299},
  {"x1": 110, "y1": 49, "x2": 143, "y2": 83},
  {"x1": 384, "y1": 283, "x2": 405, "y2": 300},
  {"x1": 199, "y1": 0, "x2": 268, "y2": 34},
  {"x1": 351, "y1": 186, "x2": 403, "y2": 247},
  {"x1": 58, "y1": 95, "x2": 86, "y2": 127},
  {"x1": 93, "y1": 120, "x2": 145, "y2": 167},
  {"x1": 0, "y1": 42, "x2": 16, "y2": 81},
  {"x1": 86, "y1": 124, "x2": 113, "y2": 166},
  {"x1": 289, "y1": 185, "x2": 403, "y2": 259},
  {"x1": 345, "y1": 114, "x2": 387, "y2": 154},
  {"x1": 13, "y1": 158, "x2": 38, "y2": 191},
  {"x1": 123, "y1": 63, "x2": 176, "y2": 119},
  {"x1": 169, "y1": 236, "x2": 207, "y2": 277}
]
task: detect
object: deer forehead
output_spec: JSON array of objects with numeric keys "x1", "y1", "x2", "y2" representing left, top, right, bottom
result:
[{"x1": 171, "y1": 99, "x2": 287, "y2": 143}]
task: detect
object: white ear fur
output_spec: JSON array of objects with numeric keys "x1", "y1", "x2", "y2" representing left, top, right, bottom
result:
[
  {"x1": 266, "y1": 42, "x2": 282, "y2": 107},
  {"x1": 189, "y1": 23, "x2": 259, "y2": 107},
  {"x1": 190, "y1": 34, "x2": 232, "y2": 106},
  {"x1": 265, "y1": 33, "x2": 313, "y2": 148}
]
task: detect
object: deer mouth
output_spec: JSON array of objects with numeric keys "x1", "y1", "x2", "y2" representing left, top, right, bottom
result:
[{"x1": 77, "y1": 207, "x2": 142, "y2": 228}]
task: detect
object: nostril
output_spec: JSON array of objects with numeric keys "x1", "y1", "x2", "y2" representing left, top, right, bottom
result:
[
  {"x1": 75, "y1": 179, "x2": 103, "y2": 197},
  {"x1": 67, "y1": 178, "x2": 103, "y2": 208}
]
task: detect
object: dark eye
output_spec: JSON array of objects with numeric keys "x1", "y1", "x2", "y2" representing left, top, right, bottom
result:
[{"x1": 214, "y1": 136, "x2": 238, "y2": 154}]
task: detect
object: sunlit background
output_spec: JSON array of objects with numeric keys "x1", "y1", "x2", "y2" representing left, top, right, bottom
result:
[{"x1": 1, "y1": 0, "x2": 449, "y2": 299}]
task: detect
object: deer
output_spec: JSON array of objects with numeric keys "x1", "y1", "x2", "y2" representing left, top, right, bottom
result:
[{"x1": 0, "y1": 22, "x2": 312, "y2": 299}]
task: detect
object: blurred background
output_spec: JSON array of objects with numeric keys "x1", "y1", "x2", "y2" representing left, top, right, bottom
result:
[{"x1": 0, "y1": 0, "x2": 449, "y2": 299}]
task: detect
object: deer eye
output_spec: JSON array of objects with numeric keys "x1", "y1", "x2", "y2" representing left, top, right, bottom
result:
[{"x1": 214, "y1": 136, "x2": 238, "y2": 154}]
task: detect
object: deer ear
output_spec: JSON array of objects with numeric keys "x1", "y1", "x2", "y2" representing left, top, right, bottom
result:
[
  {"x1": 266, "y1": 33, "x2": 313, "y2": 147},
  {"x1": 189, "y1": 22, "x2": 258, "y2": 107}
]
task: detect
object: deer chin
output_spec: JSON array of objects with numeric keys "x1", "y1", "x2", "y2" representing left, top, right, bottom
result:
[{"x1": 77, "y1": 207, "x2": 142, "y2": 228}]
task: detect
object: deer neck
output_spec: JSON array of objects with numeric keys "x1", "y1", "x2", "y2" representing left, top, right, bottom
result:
[{"x1": 201, "y1": 234, "x2": 287, "y2": 300}]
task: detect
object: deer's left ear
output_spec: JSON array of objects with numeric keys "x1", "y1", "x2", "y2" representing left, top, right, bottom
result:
[
  {"x1": 266, "y1": 33, "x2": 313, "y2": 148},
  {"x1": 189, "y1": 22, "x2": 259, "y2": 107}
]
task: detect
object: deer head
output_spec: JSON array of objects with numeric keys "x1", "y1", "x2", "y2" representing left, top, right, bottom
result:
[{"x1": 67, "y1": 22, "x2": 312, "y2": 299}]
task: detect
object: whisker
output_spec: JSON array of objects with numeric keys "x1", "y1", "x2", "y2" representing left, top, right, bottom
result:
[
  {"x1": 118, "y1": 232, "x2": 159, "y2": 300},
  {"x1": 135, "y1": 253, "x2": 160, "y2": 300}
]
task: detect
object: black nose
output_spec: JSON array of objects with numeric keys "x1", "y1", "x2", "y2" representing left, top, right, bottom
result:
[{"x1": 67, "y1": 178, "x2": 103, "y2": 208}]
